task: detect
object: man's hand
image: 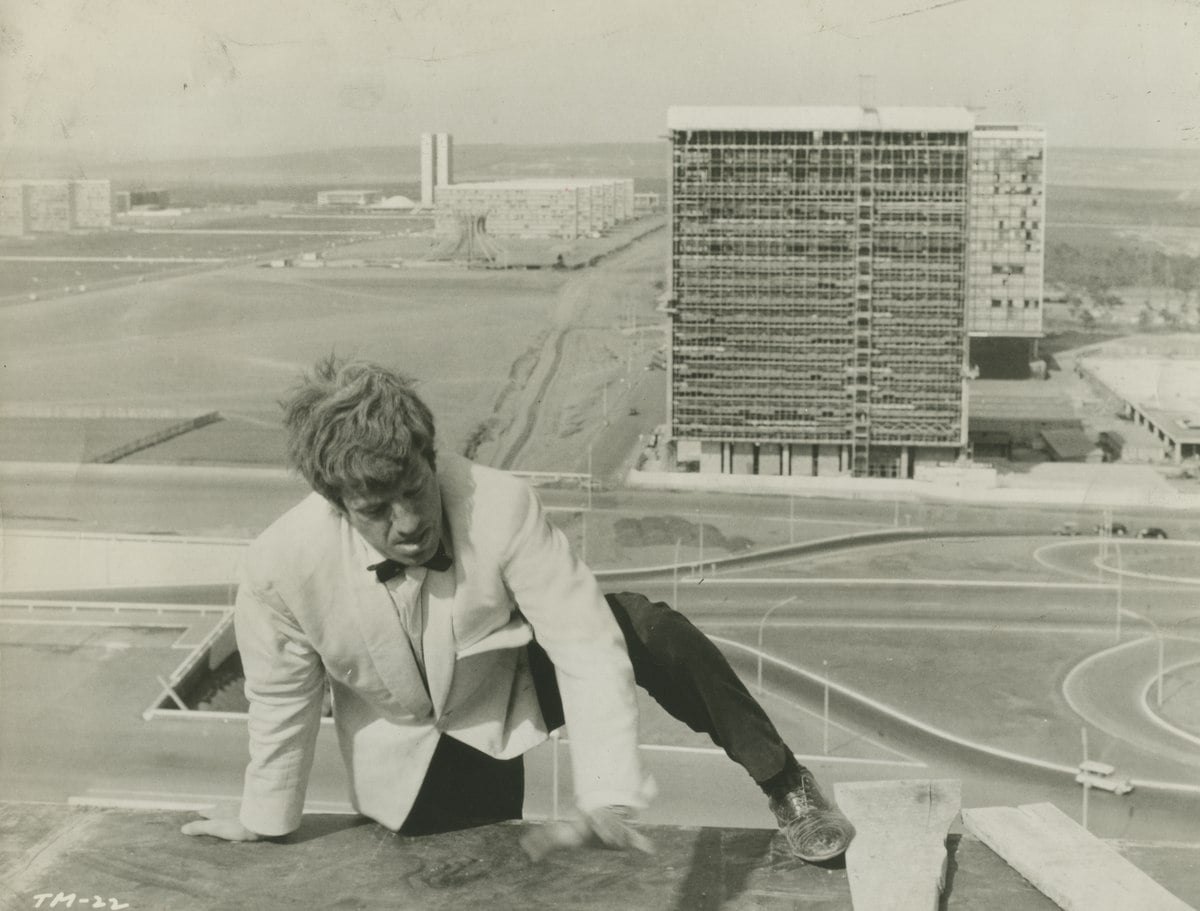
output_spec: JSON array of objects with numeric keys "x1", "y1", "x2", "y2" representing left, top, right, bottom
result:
[
  {"x1": 519, "y1": 806, "x2": 653, "y2": 862},
  {"x1": 582, "y1": 806, "x2": 654, "y2": 853},
  {"x1": 181, "y1": 809, "x2": 262, "y2": 842}
]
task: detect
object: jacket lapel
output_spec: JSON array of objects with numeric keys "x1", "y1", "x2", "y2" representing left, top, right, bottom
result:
[
  {"x1": 422, "y1": 559, "x2": 458, "y2": 718},
  {"x1": 341, "y1": 529, "x2": 434, "y2": 717}
]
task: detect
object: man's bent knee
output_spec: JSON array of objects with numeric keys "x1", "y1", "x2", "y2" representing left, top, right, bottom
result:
[{"x1": 605, "y1": 591, "x2": 710, "y2": 667}]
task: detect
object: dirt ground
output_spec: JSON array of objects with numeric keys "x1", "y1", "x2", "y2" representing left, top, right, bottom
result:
[{"x1": 472, "y1": 232, "x2": 669, "y2": 476}]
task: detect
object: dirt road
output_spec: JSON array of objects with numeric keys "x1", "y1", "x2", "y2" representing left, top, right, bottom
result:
[{"x1": 483, "y1": 230, "x2": 668, "y2": 475}]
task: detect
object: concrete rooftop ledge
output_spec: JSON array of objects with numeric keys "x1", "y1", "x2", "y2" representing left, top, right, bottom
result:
[{"x1": 5, "y1": 802, "x2": 1199, "y2": 910}]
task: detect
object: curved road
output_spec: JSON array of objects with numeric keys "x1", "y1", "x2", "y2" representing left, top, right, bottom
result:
[
  {"x1": 4, "y1": 463, "x2": 1200, "y2": 841},
  {"x1": 1064, "y1": 636, "x2": 1200, "y2": 771}
]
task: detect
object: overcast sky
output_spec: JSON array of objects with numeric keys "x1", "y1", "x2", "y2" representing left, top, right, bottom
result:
[{"x1": 2, "y1": 0, "x2": 1199, "y2": 158}]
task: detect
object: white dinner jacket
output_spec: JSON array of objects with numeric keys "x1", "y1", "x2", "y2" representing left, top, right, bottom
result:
[{"x1": 234, "y1": 453, "x2": 645, "y2": 836}]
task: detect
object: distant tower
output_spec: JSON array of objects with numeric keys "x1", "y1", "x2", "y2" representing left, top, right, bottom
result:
[
  {"x1": 966, "y1": 124, "x2": 1047, "y2": 378},
  {"x1": 436, "y1": 132, "x2": 453, "y2": 188},
  {"x1": 420, "y1": 133, "x2": 437, "y2": 209}
]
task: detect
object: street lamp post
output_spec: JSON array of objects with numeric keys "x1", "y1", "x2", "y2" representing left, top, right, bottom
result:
[
  {"x1": 822, "y1": 659, "x2": 830, "y2": 755},
  {"x1": 1080, "y1": 727, "x2": 1090, "y2": 831},
  {"x1": 1158, "y1": 630, "x2": 1166, "y2": 708},
  {"x1": 756, "y1": 595, "x2": 797, "y2": 694},
  {"x1": 1120, "y1": 606, "x2": 1166, "y2": 708},
  {"x1": 1114, "y1": 539, "x2": 1122, "y2": 643}
]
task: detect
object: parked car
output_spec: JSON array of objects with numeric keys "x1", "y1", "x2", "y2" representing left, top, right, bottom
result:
[
  {"x1": 1095, "y1": 521, "x2": 1128, "y2": 536},
  {"x1": 1136, "y1": 527, "x2": 1169, "y2": 539}
]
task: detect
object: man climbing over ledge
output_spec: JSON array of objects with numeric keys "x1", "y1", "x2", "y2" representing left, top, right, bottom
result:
[{"x1": 182, "y1": 356, "x2": 855, "y2": 862}]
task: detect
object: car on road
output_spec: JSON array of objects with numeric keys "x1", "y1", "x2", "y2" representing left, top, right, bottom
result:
[
  {"x1": 1076, "y1": 760, "x2": 1134, "y2": 795},
  {"x1": 1136, "y1": 527, "x2": 1169, "y2": 539},
  {"x1": 1095, "y1": 521, "x2": 1128, "y2": 536},
  {"x1": 1055, "y1": 522, "x2": 1083, "y2": 536}
]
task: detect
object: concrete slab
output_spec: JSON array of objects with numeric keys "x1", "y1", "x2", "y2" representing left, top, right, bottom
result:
[{"x1": 4, "y1": 802, "x2": 1169, "y2": 911}]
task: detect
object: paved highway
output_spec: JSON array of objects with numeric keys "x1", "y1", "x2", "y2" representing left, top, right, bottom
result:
[
  {"x1": 4, "y1": 464, "x2": 1200, "y2": 844},
  {"x1": 6, "y1": 562, "x2": 1200, "y2": 842},
  {"x1": 11, "y1": 460, "x2": 1200, "y2": 540},
  {"x1": 1064, "y1": 635, "x2": 1200, "y2": 771}
]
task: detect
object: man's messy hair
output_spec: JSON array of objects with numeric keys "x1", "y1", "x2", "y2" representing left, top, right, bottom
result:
[{"x1": 281, "y1": 355, "x2": 436, "y2": 507}]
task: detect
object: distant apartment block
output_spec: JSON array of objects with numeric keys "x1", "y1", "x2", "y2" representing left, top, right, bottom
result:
[
  {"x1": 435, "y1": 178, "x2": 635, "y2": 240},
  {"x1": 421, "y1": 132, "x2": 453, "y2": 208},
  {"x1": 633, "y1": 191, "x2": 663, "y2": 216},
  {"x1": 668, "y1": 106, "x2": 976, "y2": 479},
  {"x1": 0, "y1": 179, "x2": 113, "y2": 235},
  {"x1": 71, "y1": 179, "x2": 115, "y2": 227},
  {"x1": 0, "y1": 182, "x2": 29, "y2": 236},
  {"x1": 316, "y1": 189, "x2": 383, "y2": 207},
  {"x1": 967, "y1": 125, "x2": 1046, "y2": 378},
  {"x1": 129, "y1": 188, "x2": 170, "y2": 208},
  {"x1": 26, "y1": 180, "x2": 74, "y2": 232}
]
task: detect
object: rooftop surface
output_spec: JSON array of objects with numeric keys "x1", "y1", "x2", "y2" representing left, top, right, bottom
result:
[
  {"x1": 968, "y1": 379, "x2": 1079, "y2": 421},
  {"x1": 5, "y1": 803, "x2": 1198, "y2": 910},
  {"x1": 439, "y1": 177, "x2": 629, "y2": 191},
  {"x1": 666, "y1": 105, "x2": 975, "y2": 132},
  {"x1": 1081, "y1": 356, "x2": 1200, "y2": 442}
]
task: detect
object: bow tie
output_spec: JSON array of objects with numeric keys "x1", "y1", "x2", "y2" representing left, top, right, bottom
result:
[{"x1": 368, "y1": 541, "x2": 453, "y2": 583}]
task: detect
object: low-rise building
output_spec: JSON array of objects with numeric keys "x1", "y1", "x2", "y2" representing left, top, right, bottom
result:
[
  {"x1": 1, "y1": 179, "x2": 114, "y2": 234},
  {"x1": 316, "y1": 189, "x2": 383, "y2": 207},
  {"x1": 434, "y1": 178, "x2": 635, "y2": 239}
]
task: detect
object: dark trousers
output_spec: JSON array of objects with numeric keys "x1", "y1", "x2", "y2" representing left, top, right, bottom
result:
[{"x1": 399, "y1": 591, "x2": 792, "y2": 833}]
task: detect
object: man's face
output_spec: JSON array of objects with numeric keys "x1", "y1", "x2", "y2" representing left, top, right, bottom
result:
[{"x1": 342, "y1": 457, "x2": 443, "y2": 566}]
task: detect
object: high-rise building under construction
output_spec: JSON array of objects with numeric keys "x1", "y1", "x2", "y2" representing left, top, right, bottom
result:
[{"x1": 666, "y1": 106, "x2": 1044, "y2": 479}]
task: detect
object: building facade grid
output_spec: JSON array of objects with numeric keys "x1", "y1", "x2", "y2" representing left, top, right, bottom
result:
[{"x1": 669, "y1": 115, "x2": 971, "y2": 479}]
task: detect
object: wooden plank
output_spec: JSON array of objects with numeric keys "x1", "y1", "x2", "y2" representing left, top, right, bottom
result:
[
  {"x1": 961, "y1": 802, "x2": 1195, "y2": 911},
  {"x1": 834, "y1": 779, "x2": 961, "y2": 911}
]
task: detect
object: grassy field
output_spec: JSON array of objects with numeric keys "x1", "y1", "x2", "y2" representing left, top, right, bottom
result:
[
  {"x1": 0, "y1": 261, "x2": 569, "y2": 456},
  {"x1": 1047, "y1": 185, "x2": 1200, "y2": 229},
  {"x1": 0, "y1": 229, "x2": 400, "y2": 299},
  {"x1": 776, "y1": 534, "x2": 1200, "y2": 584},
  {"x1": 0, "y1": 259, "x2": 181, "y2": 299},
  {"x1": 0, "y1": 229, "x2": 364, "y2": 260},
  {"x1": 0, "y1": 417, "x2": 185, "y2": 462},
  {"x1": 714, "y1": 622, "x2": 1113, "y2": 767}
]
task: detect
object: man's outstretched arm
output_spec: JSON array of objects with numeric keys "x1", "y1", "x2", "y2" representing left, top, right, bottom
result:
[{"x1": 182, "y1": 577, "x2": 325, "y2": 841}]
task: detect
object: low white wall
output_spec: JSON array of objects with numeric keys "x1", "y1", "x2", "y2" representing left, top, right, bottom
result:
[
  {"x1": 626, "y1": 467, "x2": 1200, "y2": 510},
  {"x1": 1, "y1": 529, "x2": 248, "y2": 591}
]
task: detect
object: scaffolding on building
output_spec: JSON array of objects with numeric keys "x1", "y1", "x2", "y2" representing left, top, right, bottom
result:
[{"x1": 668, "y1": 109, "x2": 974, "y2": 478}]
